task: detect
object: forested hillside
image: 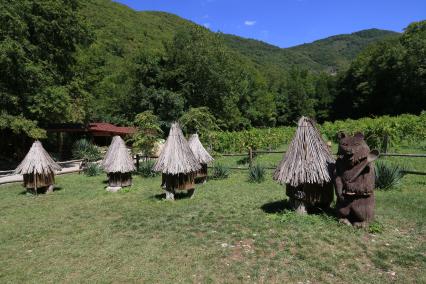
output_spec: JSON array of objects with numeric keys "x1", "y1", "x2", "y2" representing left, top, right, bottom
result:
[
  {"x1": 0, "y1": 0, "x2": 425, "y2": 153},
  {"x1": 223, "y1": 29, "x2": 398, "y2": 73}
]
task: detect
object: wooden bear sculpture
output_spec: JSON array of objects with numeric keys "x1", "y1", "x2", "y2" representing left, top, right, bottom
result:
[{"x1": 334, "y1": 132, "x2": 379, "y2": 227}]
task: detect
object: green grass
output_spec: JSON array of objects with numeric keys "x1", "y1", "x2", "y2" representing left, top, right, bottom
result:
[{"x1": 0, "y1": 148, "x2": 425, "y2": 283}]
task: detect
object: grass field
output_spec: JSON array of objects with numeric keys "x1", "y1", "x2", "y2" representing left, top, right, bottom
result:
[{"x1": 0, "y1": 147, "x2": 425, "y2": 283}]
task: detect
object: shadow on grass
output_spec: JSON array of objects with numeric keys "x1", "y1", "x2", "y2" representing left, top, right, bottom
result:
[
  {"x1": 19, "y1": 186, "x2": 63, "y2": 195},
  {"x1": 152, "y1": 190, "x2": 195, "y2": 200},
  {"x1": 261, "y1": 199, "x2": 337, "y2": 218},
  {"x1": 261, "y1": 199, "x2": 292, "y2": 213}
]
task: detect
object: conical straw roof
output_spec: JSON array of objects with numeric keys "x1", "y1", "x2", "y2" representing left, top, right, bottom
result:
[
  {"x1": 153, "y1": 122, "x2": 201, "y2": 175},
  {"x1": 101, "y1": 136, "x2": 121, "y2": 168},
  {"x1": 14, "y1": 141, "x2": 62, "y2": 175},
  {"x1": 274, "y1": 116, "x2": 335, "y2": 187},
  {"x1": 188, "y1": 134, "x2": 214, "y2": 164},
  {"x1": 102, "y1": 136, "x2": 136, "y2": 173}
]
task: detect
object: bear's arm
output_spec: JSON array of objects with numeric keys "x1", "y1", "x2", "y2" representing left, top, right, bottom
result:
[{"x1": 333, "y1": 164, "x2": 344, "y2": 201}]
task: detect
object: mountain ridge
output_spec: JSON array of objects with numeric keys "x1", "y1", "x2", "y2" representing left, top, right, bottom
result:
[{"x1": 82, "y1": 0, "x2": 399, "y2": 74}]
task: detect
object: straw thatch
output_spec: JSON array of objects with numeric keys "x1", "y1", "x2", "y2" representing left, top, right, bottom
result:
[
  {"x1": 15, "y1": 141, "x2": 62, "y2": 175},
  {"x1": 102, "y1": 136, "x2": 136, "y2": 173},
  {"x1": 101, "y1": 135, "x2": 121, "y2": 168},
  {"x1": 188, "y1": 134, "x2": 214, "y2": 165},
  {"x1": 153, "y1": 123, "x2": 201, "y2": 175},
  {"x1": 274, "y1": 116, "x2": 335, "y2": 187}
]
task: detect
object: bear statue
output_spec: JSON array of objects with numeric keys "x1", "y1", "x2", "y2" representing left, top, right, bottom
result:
[{"x1": 333, "y1": 132, "x2": 379, "y2": 227}]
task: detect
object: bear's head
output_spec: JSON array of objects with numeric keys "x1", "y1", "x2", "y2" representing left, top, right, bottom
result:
[{"x1": 337, "y1": 132, "x2": 370, "y2": 165}]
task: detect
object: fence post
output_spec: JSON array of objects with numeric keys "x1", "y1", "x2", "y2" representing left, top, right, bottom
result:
[
  {"x1": 383, "y1": 134, "x2": 389, "y2": 153},
  {"x1": 248, "y1": 147, "x2": 253, "y2": 167},
  {"x1": 136, "y1": 154, "x2": 140, "y2": 171}
]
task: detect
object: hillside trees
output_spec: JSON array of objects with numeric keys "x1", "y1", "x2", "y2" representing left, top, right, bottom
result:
[
  {"x1": 0, "y1": 0, "x2": 93, "y2": 131},
  {"x1": 127, "y1": 26, "x2": 278, "y2": 130},
  {"x1": 334, "y1": 20, "x2": 426, "y2": 119}
]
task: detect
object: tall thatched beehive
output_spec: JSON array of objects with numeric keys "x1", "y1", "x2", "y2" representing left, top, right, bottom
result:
[
  {"x1": 153, "y1": 123, "x2": 201, "y2": 199},
  {"x1": 188, "y1": 134, "x2": 214, "y2": 183},
  {"x1": 14, "y1": 141, "x2": 62, "y2": 194},
  {"x1": 102, "y1": 136, "x2": 136, "y2": 189},
  {"x1": 273, "y1": 117, "x2": 335, "y2": 213}
]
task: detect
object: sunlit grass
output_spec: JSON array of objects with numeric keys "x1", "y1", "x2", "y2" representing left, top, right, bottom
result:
[{"x1": 0, "y1": 147, "x2": 424, "y2": 282}]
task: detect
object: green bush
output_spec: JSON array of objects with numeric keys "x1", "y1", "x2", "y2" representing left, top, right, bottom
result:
[
  {"x1": 368, "y1": 221, "x2": 384, "y2": 234},
  {"x1": 248, "y1": 164, "x2": 266, "y2": 183},
  {"x1": 211, "y1": 163, "x2": 230, "y2": 180},
  {"x1": 137, "y1": 160, "x2": 158, "y2": 178},
  {"x1": 84, "y1": 162, "x2": 103, "y2": 177},
  {"x1": 72, "y1": 139, "x2": 102, "y2": 162},
  {"x1": 375, "y1": 161, "x2": 406, "y2": 190},
  {"x1": 208, "y1": 113, "x2": 426, "y2": 153}
]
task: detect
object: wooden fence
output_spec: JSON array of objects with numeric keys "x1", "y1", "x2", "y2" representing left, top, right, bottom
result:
[{"x1": 133, "y1": 149, "x2": 426, "y2": 176}]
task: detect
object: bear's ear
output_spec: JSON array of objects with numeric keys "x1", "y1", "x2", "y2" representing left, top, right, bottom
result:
[
  {"x1": 354, "y1": 132, "x2": 364, "y2": 139},
  {"x1": 337, "y1": 132, "x2": 346, "y2": 140}
]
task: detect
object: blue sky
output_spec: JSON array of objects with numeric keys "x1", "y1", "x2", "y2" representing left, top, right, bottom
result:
[{"x1": 114, "y1": 0, "x2": 426, "y2": 48}]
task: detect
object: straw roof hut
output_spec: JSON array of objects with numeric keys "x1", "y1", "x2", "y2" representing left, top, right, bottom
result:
[
  {"x1": 102, "y1": 135, "x2": 136, "y2": 188},
  {"x1": 188, "y1": 133, "x2": 214, "y2": 183},
  {"x1": 273, "y1": 117, "x2": 335, "y2": 213},
  {"x1": 153, "y1": 123, "x2": 201, "y2": 199},
  {"x1": 14, "y1": 141, "x2": 62, "y2": 193},
  {"x1": 101, "y1": 135, "x2": 121, "y2": 168}
]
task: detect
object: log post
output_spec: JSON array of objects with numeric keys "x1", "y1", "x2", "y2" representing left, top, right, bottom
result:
[
  {"x1": 248, "y1": 147, "x2": 253, "y2": 167},
  {"x1": 136, "y1": 154, "x2": 140, "y2": 171},
  {"x1": 382, "y1": 134, "x2": 389, "y2": 153}
]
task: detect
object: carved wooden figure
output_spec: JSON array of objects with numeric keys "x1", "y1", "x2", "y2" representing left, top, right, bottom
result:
[{"x1": 334, "y1": 132, "x2": 379, "y2": 227}]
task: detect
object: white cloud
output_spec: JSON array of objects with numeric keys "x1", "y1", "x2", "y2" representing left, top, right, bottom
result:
[
  {"x1": 203, "y1": 23, "x2": 211, "y2": 28},
  {"x1": 244, "y1": 20, "x2": 257, "y2": 26}
]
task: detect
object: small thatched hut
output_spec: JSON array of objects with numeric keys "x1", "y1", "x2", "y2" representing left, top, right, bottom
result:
[
  {"x1": 102, "y1": 136, "x2": 136, "y2": 190},
  {"x1": 14, "y1": 141, "x2": 62, "y2": 194},
  {"x1": 273, "y1": 117, "x2": 335, "y2": 213},
  {"x1": 153, "y1": 123, "x2": 201, "y2": 199},
  {"x1": 188, "y1": 133, "x2": 214, "y2": 183}
]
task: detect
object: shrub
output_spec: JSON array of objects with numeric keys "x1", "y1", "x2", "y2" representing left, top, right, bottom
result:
[
  {"x1": 248, "y1": 164, "x2": 265, "y2": 183},
  {"x1": 137, "y1": 160, "x2": 158, "y2": 178},
  {"x1": 209, "y1": 113, "x2": 426, "y2": 153},
  {"x1": 368, "y1": 221, "x2": 384, "y2": 234},
  {"x1": 375, "y1": 161, "x2": 406, "y2": 190},
  {"x1": 211, "y1": 163, "x2": 230, "y2": 179},
  {"x1": 84, "y1": 162, "x2": 103, "y2": 176},
  {"x1": 72, "y1": 139, "x2": 102, "y2": 162}
]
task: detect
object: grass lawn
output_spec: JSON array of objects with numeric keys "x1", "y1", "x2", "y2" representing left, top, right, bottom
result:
[{"x1": 0, "y1": 148, "x2": 425, "y2": 283}]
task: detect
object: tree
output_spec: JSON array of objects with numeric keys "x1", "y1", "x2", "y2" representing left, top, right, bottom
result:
[
  {"x1": 179, "y1": 107, "x2": 219, "y2": 141},
  {"x1": 131, "y1": 111, "x2": 163, "y2": 156},
  {"x1": 0, "y1": 0, "x2": 92, "y2": 125}
]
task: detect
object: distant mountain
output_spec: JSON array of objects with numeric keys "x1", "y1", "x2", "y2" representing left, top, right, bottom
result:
[
  {"x1": 80, "y1": 0, "x2": 399, "y2": 74},
  {"x1": 222, "y1": 29, "x2": 399, "y2": 73}
]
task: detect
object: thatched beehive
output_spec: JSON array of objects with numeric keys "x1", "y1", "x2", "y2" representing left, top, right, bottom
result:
[
  {"x1": 153, "y1": 123, "x2": 201, "y2": 199},
  {"x1": 14, "y1": 141, "x2": 62, "y2": 193},
  {"x1": 101, "y1": 135, "x2": 121, "y2": 168},
  {"x1": 188, "y1": 133, "x2": 214, "y2": 183},
  {"x1": 102, "y1": 136, "x2": 136, "y2": 188},
  {"x1": 273, "y1": 117, "x2": 335, "y2": 213}
]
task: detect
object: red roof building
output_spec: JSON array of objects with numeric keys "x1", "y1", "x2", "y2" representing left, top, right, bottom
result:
[
  {"x1": 47, "y1": 123, "x2": 136, "y2": 137},
  {"x1": 88, "y1": 123, "x2": 136, "y2": 136}
]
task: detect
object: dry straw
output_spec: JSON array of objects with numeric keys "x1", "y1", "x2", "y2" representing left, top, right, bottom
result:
[
  {"x1": 274, "y1": 116, "x2": 334, "y2": 187},
  {"x1": 102, "y1": 136, "x2": 136, "y2": 173},
  {"x1": 188, "y1": 134, "x2": 214, "y2": 165},
  {"x1": 153, "y1": 122, "x2": 201, "y2": 174},
  {"x1": 14, "y1": 141, "x2": 62, "y2": 175}
]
